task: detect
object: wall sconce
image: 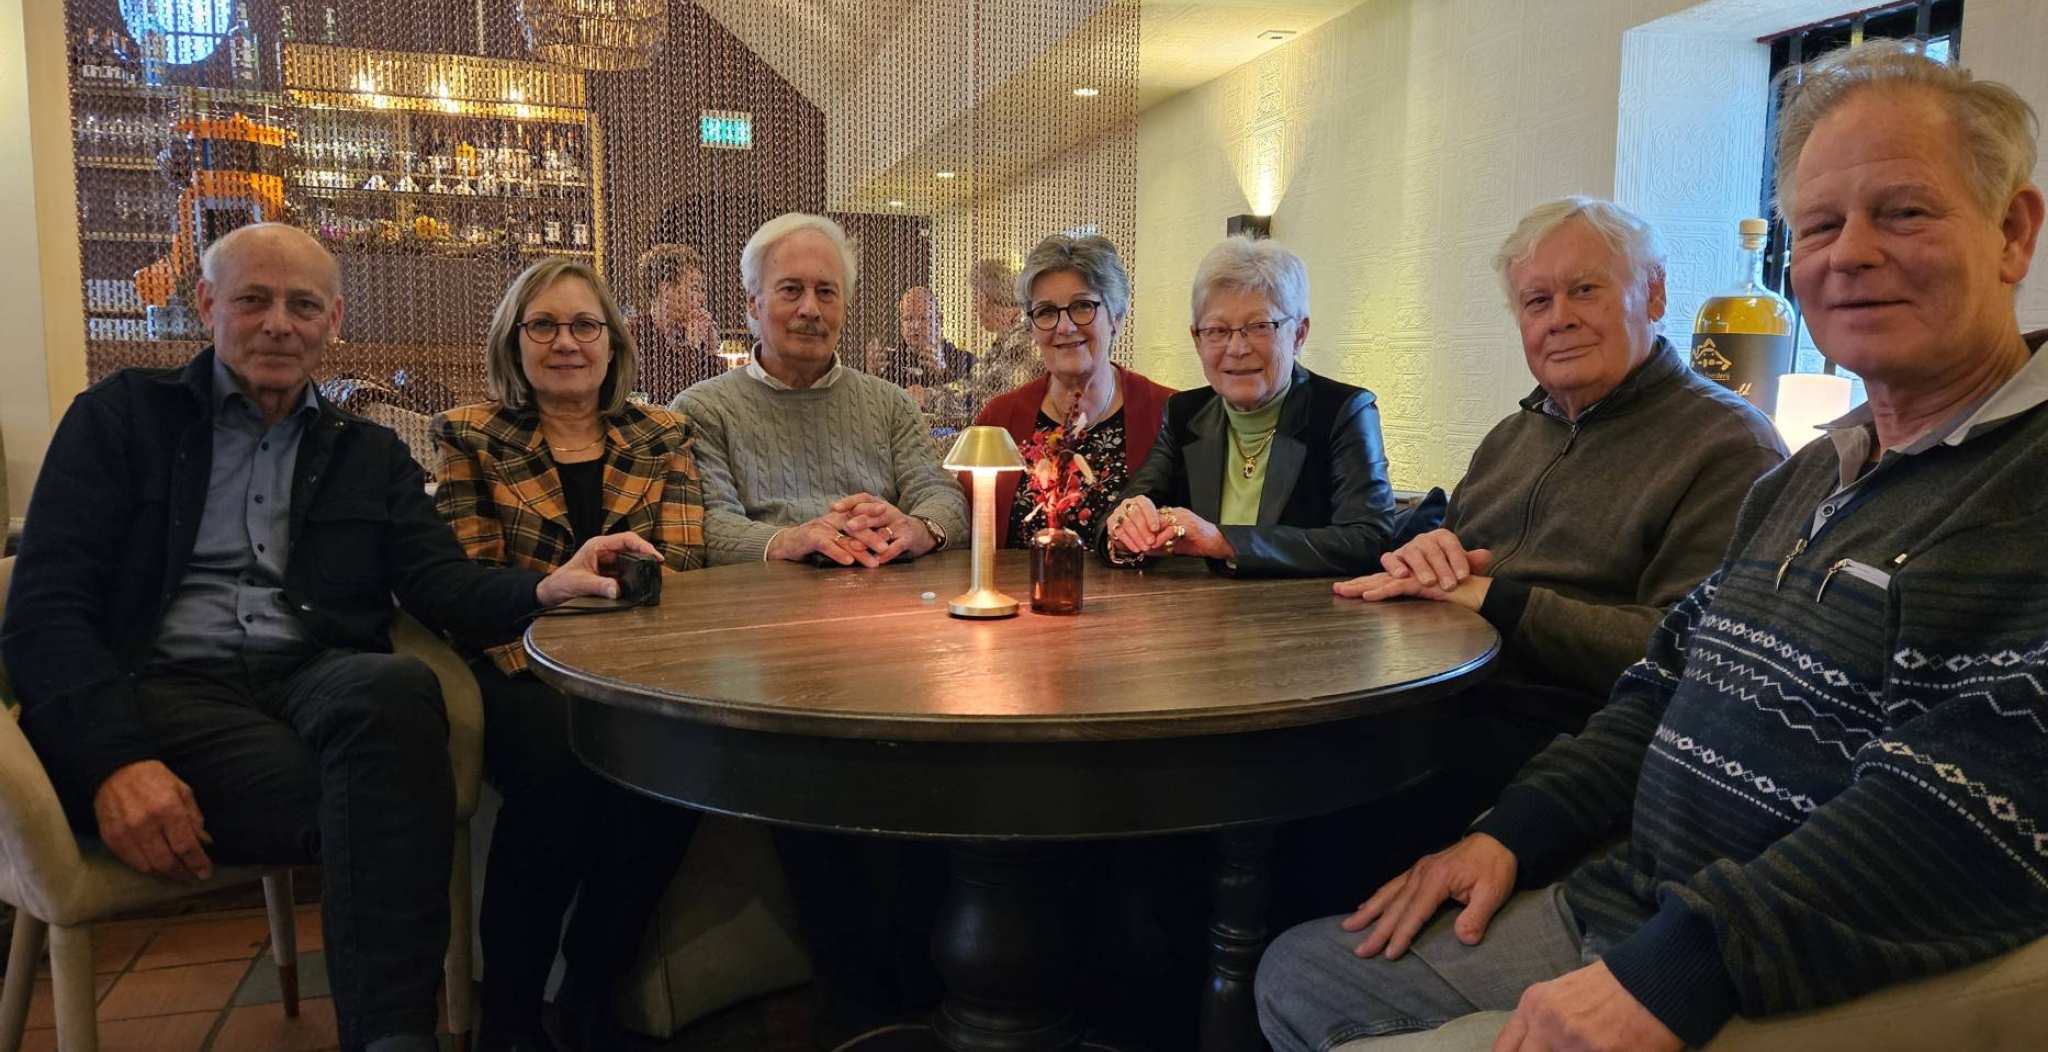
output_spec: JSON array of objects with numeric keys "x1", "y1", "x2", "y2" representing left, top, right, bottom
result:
[{"x1": 1227, "y1": 214, "x2": 1272, "y2": 240}]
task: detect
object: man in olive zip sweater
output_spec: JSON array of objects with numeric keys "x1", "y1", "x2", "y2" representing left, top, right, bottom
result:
[
  {"x1": 1260, "y1": 42, "x2": 2048, "y2": 1052},
  {"x1": 1336, "y1": 197, "x2": 1785, "y2": 799}
]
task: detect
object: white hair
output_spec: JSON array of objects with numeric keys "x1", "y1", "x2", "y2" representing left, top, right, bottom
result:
[
  {"x1": 1189, "y1": 236, "x2": 1310, "y2": 323},
  {"x1": 1774, "y1": 38, "x2": 2039, "y2": 218},
  {"x1": 739, "y1": 212, "x2": 858, "y2": 297},
  {"x1": 1493, "y1": 196, "x2": 1666, "y2": 307}
]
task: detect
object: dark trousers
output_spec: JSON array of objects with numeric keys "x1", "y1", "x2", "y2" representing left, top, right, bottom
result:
[
  {"x1": 472, "y1": 659, "x2": 699, "y2": 1034},
  {"x1": 102, "y1": 649, "x2": 456, "y2": 1052},
  {"x1": 770, "y1": 830, "x2": 947, "y2": 1043}
]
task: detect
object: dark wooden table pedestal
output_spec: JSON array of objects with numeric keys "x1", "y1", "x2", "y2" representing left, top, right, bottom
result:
[{"x1": 531, "y1": 553, "x2": 1499, "y2": 1052}]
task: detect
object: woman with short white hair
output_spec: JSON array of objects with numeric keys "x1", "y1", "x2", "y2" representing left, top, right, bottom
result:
[{"x1": 1105, "y1": 237, "x2": 1396, "y2": 576}]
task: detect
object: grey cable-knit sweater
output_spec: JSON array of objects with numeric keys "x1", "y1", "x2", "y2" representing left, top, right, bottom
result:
[{"x1": 671, "y1": 368, "x2": 968, "y2": 564}]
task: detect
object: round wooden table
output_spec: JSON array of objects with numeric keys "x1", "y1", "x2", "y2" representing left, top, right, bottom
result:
[{"x1": 527, "y1": 550, "x2": 1498, "y2": 1052}]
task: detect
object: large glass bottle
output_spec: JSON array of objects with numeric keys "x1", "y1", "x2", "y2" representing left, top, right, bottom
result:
[{"x1": 1692, "y1": 218, "x2": 1796, "y2": 414}]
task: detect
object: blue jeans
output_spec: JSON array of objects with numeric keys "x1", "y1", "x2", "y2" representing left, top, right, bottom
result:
[{"x1": 1255, "y1": 885, "x2": 1594, "y2": 1052}]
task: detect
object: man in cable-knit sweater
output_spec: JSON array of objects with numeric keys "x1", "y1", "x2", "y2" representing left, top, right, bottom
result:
[
  {"x1": 1257, "y1": 41, "x2": 2048, "y2": 1052},
  {"x1": 670, "y1": 212, "x2": 965, "y2": 567}
]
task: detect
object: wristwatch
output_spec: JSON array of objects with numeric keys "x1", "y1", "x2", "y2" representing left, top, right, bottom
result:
[{"x1": 912, "y1": 515, "x2": 949, "y2": 552}]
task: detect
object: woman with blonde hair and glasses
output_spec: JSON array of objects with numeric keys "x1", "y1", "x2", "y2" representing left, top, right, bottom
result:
[
  {"x1": 1105, "y1": 237, "x2": 1396, "y2": 576},
  {"x1": 432, "y1": 258, "x2": 706, "y2": 1052}
]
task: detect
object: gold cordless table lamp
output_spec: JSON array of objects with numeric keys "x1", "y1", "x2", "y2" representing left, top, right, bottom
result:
[{"x1": 941, "y1": 426, "x2": 1027, "y2": 618}]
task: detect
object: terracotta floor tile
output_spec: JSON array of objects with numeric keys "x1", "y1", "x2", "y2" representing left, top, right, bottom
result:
[
  {"x1": 209, "y1": 996, "x2": 340, "y2": 1052},
  {"x1": 294, "y1": 903, "x2": 324, "y2": 954},
  {"x1": 133, "y1": 914, "x2": 273, "y2": 970},
  {"x1": 24, "y1": 974, "x2": 118, "y2": 1029},
  {"x1": 97, "y1": 960, "x2": 250, "y2": 1020},
  {"x1": 15, "y1": 1010, "x2": 215, "y2": 1052},
  {"x1": 92, "y1": 921, "x2": 161, "y2": 974}
]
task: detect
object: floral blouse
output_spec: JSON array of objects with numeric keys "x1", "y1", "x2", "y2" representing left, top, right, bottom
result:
[{"x1": 1005, "y1": 407, "x2": 1129, "y2": 549}]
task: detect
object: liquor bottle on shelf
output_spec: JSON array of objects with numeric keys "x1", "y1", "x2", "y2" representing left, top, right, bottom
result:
[
  {"x1": 523, "y1": 206, "x2": 543, "y2": 247},
  {"x1": 229, "y1": 12, "x2": 261, "y2": 89},
  {"x1": 1692, "y1": 218, "x2": 1797, "y2": 414},
  {"x1": 140, "y1": 29, "x2": 167, "y2": 87},
  {"x1": 571, "y1": 215, "x2": 590, "y2": 249},
  {"x1": 112, "y1": 32, "x2": 141, "y2": 85},
  {"x1": 279, "y1": 3, "x2": 298, "y2": 41},
  {"x1": 542, "y1": 209, "x2": 564, "y2": 246}
]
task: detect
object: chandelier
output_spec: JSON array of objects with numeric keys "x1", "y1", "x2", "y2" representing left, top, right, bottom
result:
[{"x1": 517, "y1": 0, "x2": 667, "y2": 71}]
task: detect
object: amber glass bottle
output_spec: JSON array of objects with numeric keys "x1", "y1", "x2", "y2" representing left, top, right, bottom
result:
[{"x1": 1692, "y1": 218, "x2": 1796, "y2": 414}]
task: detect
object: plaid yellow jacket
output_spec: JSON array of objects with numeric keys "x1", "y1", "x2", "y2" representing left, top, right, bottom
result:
[{"x1": 432, "y1": 400, "x2": 707, "y2": 673}]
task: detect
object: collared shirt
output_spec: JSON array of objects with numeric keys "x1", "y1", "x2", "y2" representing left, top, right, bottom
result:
[
  {"x1": 1811, "y1": 334, "x2": 2048, "y2": 535},
  {"x1": 745, "y1": 347, "x2": 843, "y2": 391},
  {"x1": 148, "y1": 356, "x2": 321, "y2": 667}
]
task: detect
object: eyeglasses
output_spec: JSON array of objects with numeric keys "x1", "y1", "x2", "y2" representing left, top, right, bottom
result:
[
  {"x1": 1193, "y1": 317, "x2": 1294, "y2": 349},
  {"x1": 1027, "y1": 299, "x2": 1101, "y2": 330},
  {"x1": 518, "y1": 317, "x2": 608, "y2": 344}
]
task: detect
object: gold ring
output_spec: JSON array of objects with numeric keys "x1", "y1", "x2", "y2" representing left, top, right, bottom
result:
[{"x1": 1174, "y1": 524, "x2": 1186, "y2": 540}]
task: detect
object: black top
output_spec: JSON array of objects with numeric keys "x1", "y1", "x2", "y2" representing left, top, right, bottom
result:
[
  {"x1": 1003, "y1": 408, "x2": 1128, "y2": 550},
  {"x1": 556, "y1": 458, "x2": 606, "y2": 544},
  {"x1": 1115, "y1": 364, "x2": 1395, "y2": 578}
]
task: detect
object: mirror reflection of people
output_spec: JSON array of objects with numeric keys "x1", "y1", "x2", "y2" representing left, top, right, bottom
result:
[
  {"x1": 970, "y1": 234, "x2": 1174, "y2": 551},
  {"x1": 969, "y1": 256, "x2": 1041, "y2": 394},
  {"x1": 1104, "y1": 236, "x2": 1396, "y2": 577},
  {"x1": 633, "y1": 243, "x2": 725, "y2": 403},
  {"x1": 432, "y1": 258, "x2": 707, "y2": 1051},
  {"x1": 864, "y1": 286, "x2": 976, "y2": 423}
]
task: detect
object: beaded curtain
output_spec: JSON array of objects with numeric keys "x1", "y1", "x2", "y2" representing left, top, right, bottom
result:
[{"x1": 65, "y1": 0, "x2": 1139, "y2": 434}]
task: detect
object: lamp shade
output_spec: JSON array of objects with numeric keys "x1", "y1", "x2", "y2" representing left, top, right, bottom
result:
[
  {"x1": 943, "y1": 425, "x2": 1026, "y2": 472},
  {"x1": 1774, "y1": 372, "x2": 1855, "y2": 448}
]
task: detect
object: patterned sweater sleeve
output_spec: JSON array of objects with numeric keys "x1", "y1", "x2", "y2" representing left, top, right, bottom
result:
[
  {"x1": 1470, "y1": 571, "x2": 1717, "y2": 879},
  {"x1": 1600, "y1": 532, "x2": 2048, "y2": 1044}
]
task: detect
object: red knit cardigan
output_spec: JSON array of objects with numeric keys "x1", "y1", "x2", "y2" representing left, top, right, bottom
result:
[{"x1": 967, "y1": 365, "x2": 1177, "y2": 547}]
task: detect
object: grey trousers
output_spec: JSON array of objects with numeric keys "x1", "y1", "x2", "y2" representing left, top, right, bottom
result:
[{"x1": 1255, "y1": 885, "x2": 1593, "y2": 1052}]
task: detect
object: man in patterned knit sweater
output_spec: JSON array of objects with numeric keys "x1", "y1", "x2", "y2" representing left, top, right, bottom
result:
[
  {"x1": 1257, "y1": 40, "x2": 2048, "y2": 1052},
  {"x1": 670, "y1": 212, "x2": 966, "y2": 567}
]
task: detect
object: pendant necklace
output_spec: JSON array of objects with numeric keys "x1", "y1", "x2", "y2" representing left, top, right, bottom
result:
[{"x1": 1231, "y1": 427, "x2": 1276, "y2": 479}]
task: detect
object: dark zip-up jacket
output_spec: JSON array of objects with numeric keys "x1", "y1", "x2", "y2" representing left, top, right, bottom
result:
[
  {"x1": 1447, "y1": 337, "x2": 1785, "y2": 721},
  {"x1": 2, "y1": 348, "x2": 547, "y2": 807}
]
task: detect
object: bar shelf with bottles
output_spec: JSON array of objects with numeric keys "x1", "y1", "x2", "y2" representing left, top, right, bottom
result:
[
  {"x1": 66, "y1": 9, "x2": 290, "y2": 354},
  {"x1": 281, "y1": 43, "x2": 604, "y2": 271}
]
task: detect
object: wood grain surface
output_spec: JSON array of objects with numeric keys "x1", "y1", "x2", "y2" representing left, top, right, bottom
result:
[{"x1": 526, "y1": 550, "x2": 1498, "y2": 741}]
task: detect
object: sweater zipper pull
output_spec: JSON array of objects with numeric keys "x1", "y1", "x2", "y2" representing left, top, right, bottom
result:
[
  {"x1": 1774, "y1": 537, "x2": 1807, "y2": 592},
  {"x1": 1815, "y1": 558, "x2": 1850, "y2": 603}
]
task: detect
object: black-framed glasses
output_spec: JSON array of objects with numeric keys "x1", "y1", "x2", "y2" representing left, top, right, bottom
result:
[
  {"x1": 518, "y1": 317, "x2": 608, "y2": 344},
  {"x1": 1027, "y1": 299, "x2": 1101, "y2": 330},
  {"x1": 1193, "y1": 317, "x2": 1294, "y2": 349}
]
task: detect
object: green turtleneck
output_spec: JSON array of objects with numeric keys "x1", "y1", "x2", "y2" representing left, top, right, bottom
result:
[{"x1": 1219, "y1": 379, "x2": 1289, "y2": 526}]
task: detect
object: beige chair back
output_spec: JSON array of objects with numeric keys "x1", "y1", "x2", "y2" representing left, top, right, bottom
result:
[{"x1": 0, "y1": 557, "x2": 92, "y2": 922}]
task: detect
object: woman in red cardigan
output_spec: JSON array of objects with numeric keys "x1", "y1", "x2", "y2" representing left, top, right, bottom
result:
[{"x1": 970, "y1": 233, "x2": 1174, "y2": 548}]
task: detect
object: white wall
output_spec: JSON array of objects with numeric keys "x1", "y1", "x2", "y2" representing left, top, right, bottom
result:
[
  {"x1": 1134, "y1": 0, "x2": 2048, "y2": 491},
  {"x1": 1135, "y1": 0, "x2": 1642, "y2": 490},
  {"x1": 0, "y1": 0, "x2": 51, "y2": 520}
]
